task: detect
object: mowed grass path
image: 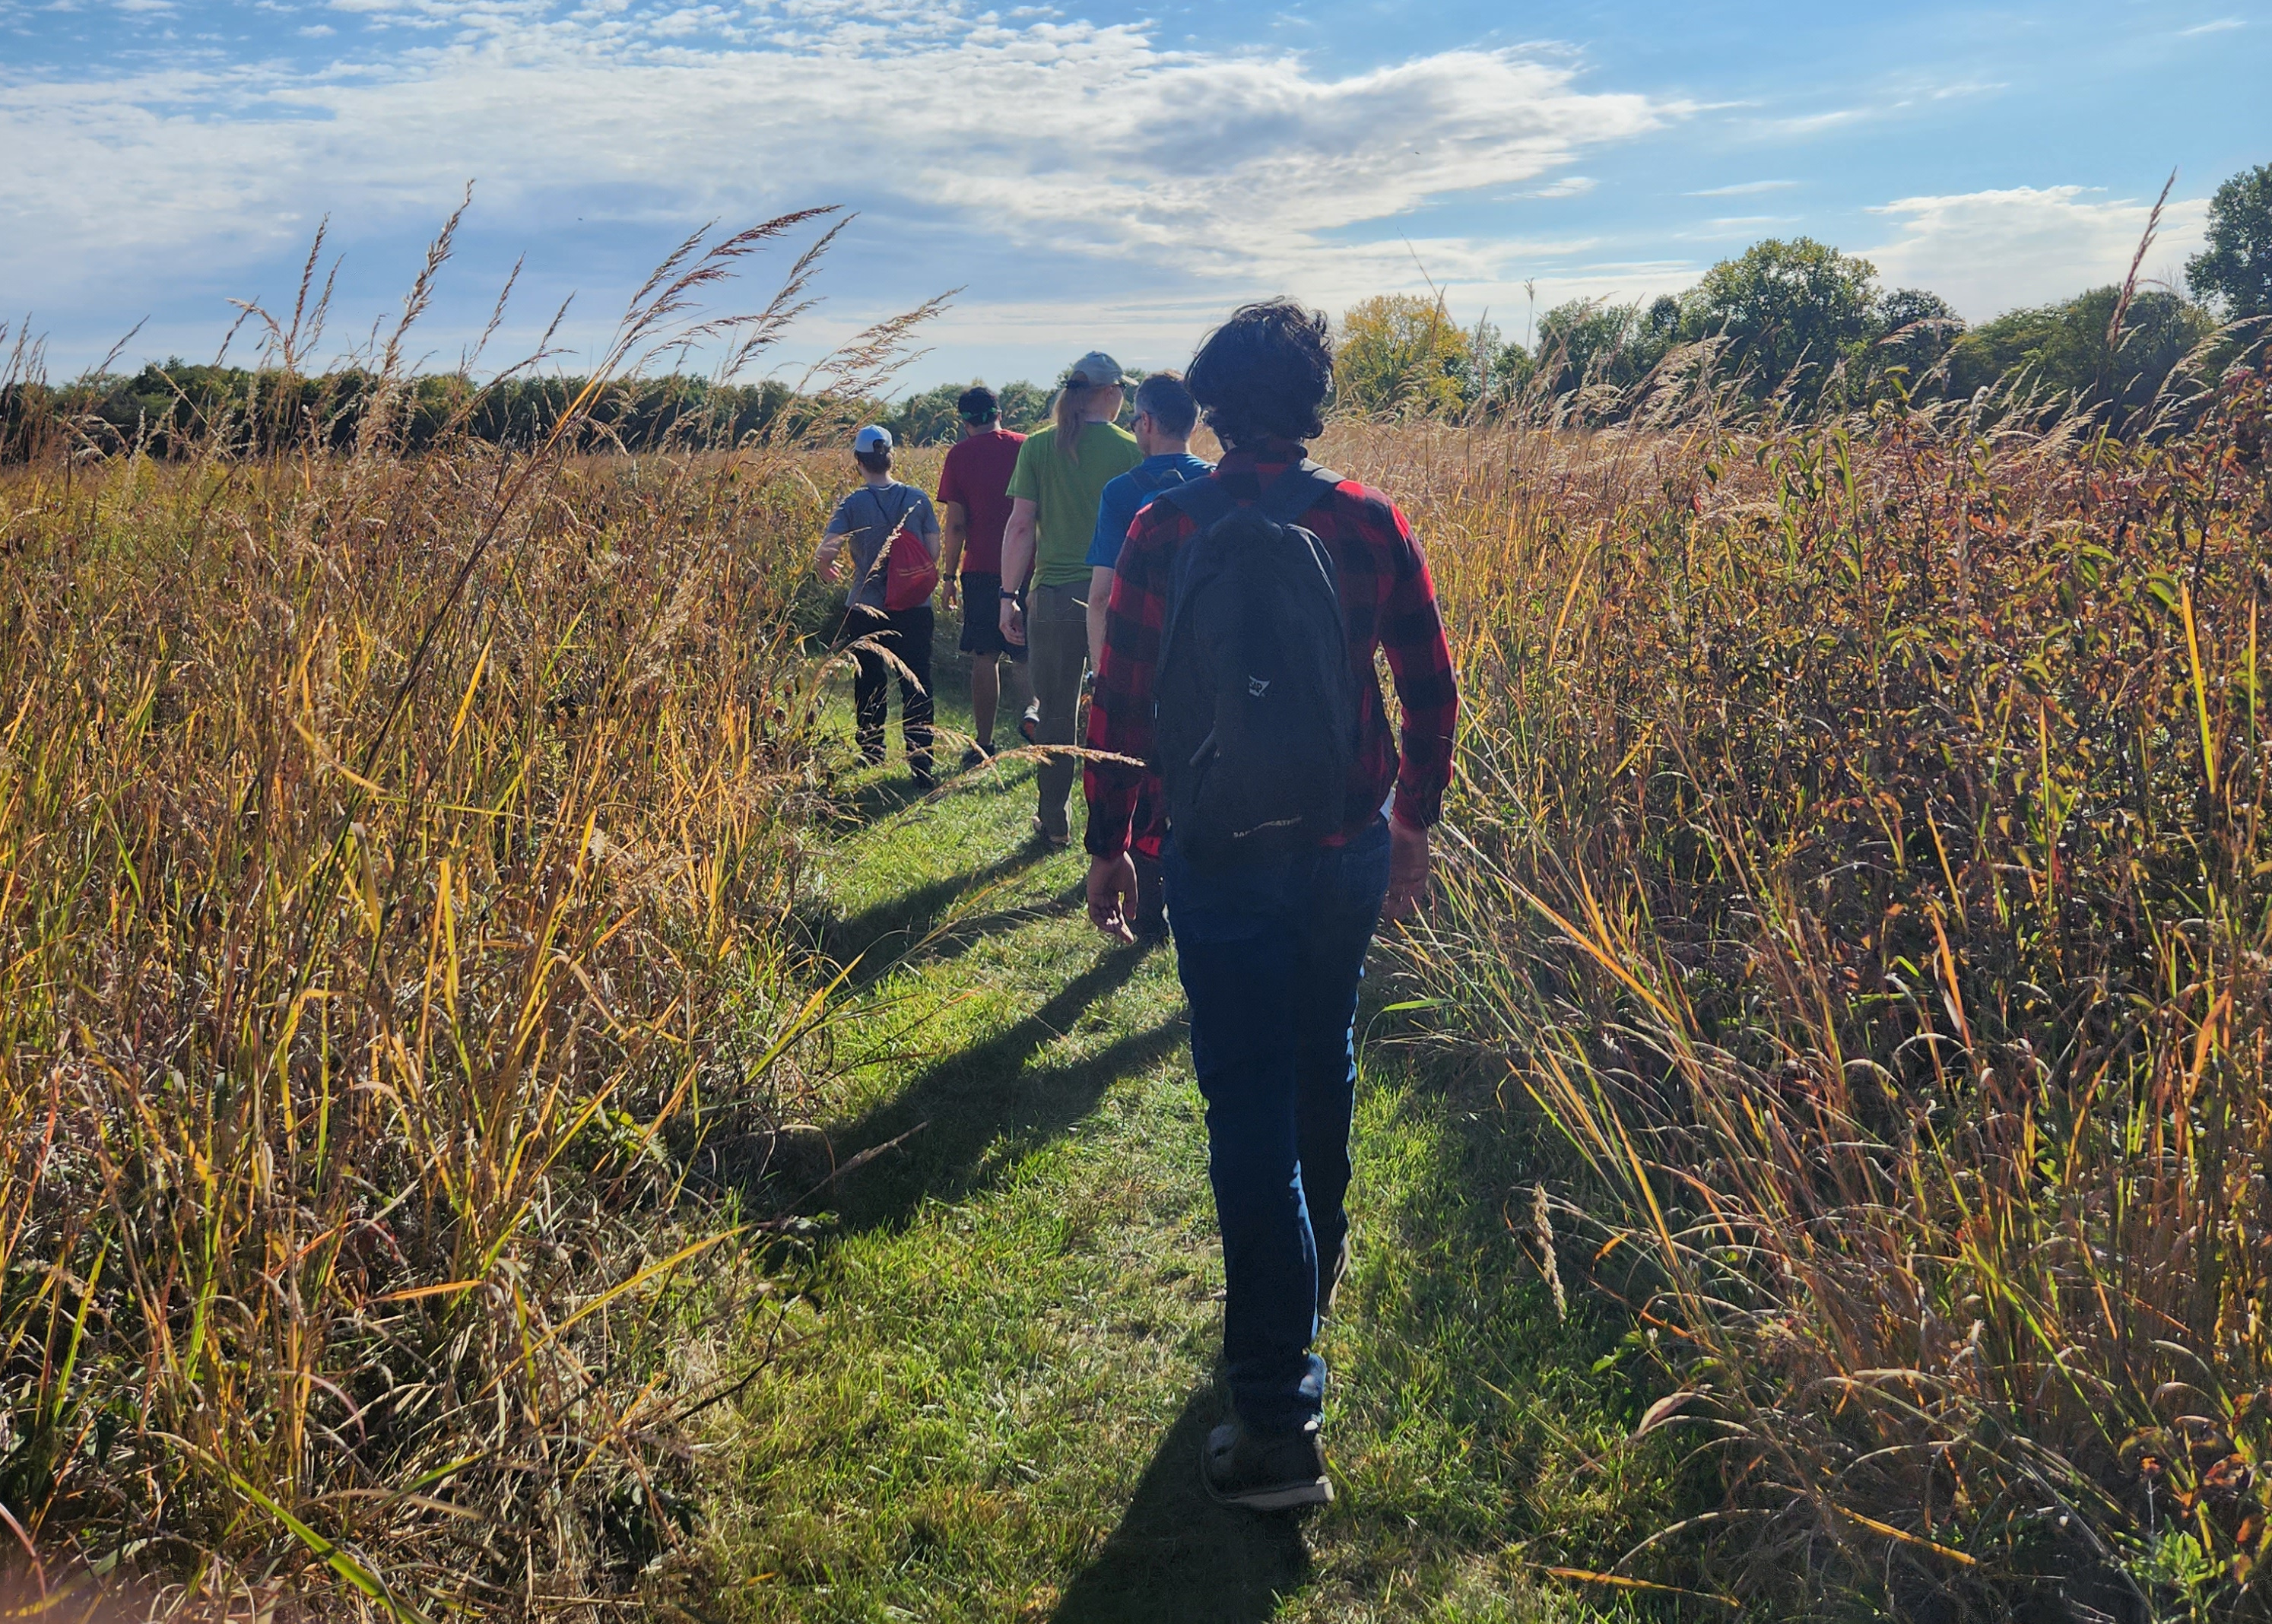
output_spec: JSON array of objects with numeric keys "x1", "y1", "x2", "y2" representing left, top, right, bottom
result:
[{"x1": 697, "y1": 665, "x2": 1668, "y2": 1623}]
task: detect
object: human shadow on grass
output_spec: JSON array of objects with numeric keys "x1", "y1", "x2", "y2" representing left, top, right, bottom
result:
[
  {"x1": 1049, "y1": 1386, "x2": 1311, "y2": 1624},
  {"x1": 814, "y1": 724, "x2": 1036, "y2": 831},
  {"x1": 805, "y1": 842, "x2": 1059, "y2": 983},
  {"x1": 817, "y1": 945, "x2": 1185, "y2": 1235},
  {"x1": 832, "y1": 878, "x2": 1090, "y2": 994},
  {"x1": 818, "y1": 766, "x2": 946, "y2": 833},
  {"x1": 1049, "y1": 994, "x2": 1674, "y2": 1617}
]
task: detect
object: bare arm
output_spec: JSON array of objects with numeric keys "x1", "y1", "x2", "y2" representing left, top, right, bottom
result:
[
  {"x1": 998, "y1": 497, "x2": 1039, "y2": 647},
  {"x1": 938, "y1": 502, "x2": 967, "y2": 611},
  {"x1": 941, "y1": 500, "x2": 968, "y2": 568},
  {"x1": 1382, "y1": 815, "x2": 1430, "y2": 922},
  {"x1": 814, "y1": 521, "x2": 847, "y2": 581},
  {"x1": 1086, "y1": 566, "x2": 1114, "y2": 665}
]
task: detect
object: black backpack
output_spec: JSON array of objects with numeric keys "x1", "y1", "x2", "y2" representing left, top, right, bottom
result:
[{"x1": 1151, "y1": 461, "x2": 1358, "y2": 869}]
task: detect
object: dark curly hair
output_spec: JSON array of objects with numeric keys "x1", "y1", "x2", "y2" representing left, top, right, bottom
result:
[
  {"x1": 1185, "y1": 298, "x2": 1334, "y2": 449},
  {"x1": 955, "y1": 385, "x2": 998, "y2": 424}
]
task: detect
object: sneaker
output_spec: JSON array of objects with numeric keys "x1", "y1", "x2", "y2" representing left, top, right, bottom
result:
[
  {"x1": 1028, "y1": 818, "x2": 1070, "y2": 851},
  {"x1": 960, "y1": 744, "x2": 991, "y2": 770},
  {"x1": 910, "y1": 766, "x2": 938, "y2": 794},
  {"x1": 1200, "y1": 1415, "x2": 1333, "y2": 1511},
  {"x1": 1018, "y1": 703, "x2": 1039, "y2": 745},
  {"x1": 1320, "y1": 1232, "x2": 1351, "y2": 1319}
]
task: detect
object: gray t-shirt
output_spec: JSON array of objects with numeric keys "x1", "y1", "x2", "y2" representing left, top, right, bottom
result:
[{"x1": 826, "y1": 481, "x2": 941, "y2": 611}]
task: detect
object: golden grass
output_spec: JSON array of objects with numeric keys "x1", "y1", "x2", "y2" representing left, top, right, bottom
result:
[
  {"x1": 1348, "y1": 377, "x2": 2272, "y2": 1614},
  {"x1": 0, "y1": 212, "x2": 956, "y2": 1619},
  {"x1": 6, "y1": 227, "x2": 2265, "y2": 1618},
  {"x1": 0, "y1": 433, "x2": 857, "y2": 1616}
]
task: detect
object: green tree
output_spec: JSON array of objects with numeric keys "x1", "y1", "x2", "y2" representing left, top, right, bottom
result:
[
  {"x1": 995, "y1": 381, "x2": 1049, "y2": 431},
  {"x1": 1678, "y1": 238, "x2": 1881, "y2": 401},
  {"x1": 1947, "y1": 285, "x2": 2213, "y2": 425},
  {"x1": 885, "y1": 381, "x2": 969, "y2": 446},
  {"x1": 2187, "y1": 163, "x2": 2272, "y2": 322},
  {"x1": 1874, "y1": 288, "x2": 1965, "y2": 372},
  {"x1": 1532, "y1": 295, "x2": 1681, "y2": 398},
  {"x1": 1334, "y1": 294, "x2": 1469, "y2": 416},
  {"x1": 1490, "y1": 340, "x2": 1539, "y2": 401}
]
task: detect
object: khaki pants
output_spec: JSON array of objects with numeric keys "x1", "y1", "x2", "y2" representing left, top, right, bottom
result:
[{"x1": 1025, "y1": 580, "x2": 1089, "y2": 842}]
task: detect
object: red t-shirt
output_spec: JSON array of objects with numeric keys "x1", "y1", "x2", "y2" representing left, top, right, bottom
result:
[{"x1": 935, "y1": 427, "x2": 1026, "y2": 578}]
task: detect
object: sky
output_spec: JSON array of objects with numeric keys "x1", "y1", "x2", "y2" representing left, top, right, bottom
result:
[{"x1": 3, "y1": 0, "x2": 2266, "y2": 391}]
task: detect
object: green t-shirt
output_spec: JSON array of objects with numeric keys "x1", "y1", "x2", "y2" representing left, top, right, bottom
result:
[{"x1": 1005, "y1": 420, "x2": 1143, "y2": 588}]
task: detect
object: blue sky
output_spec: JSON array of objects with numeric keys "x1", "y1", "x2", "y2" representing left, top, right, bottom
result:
[{"x1": 4, "y1": 0, "x2": 2264, "y2": 390}]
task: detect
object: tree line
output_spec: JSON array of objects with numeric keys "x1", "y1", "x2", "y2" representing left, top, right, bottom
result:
[
  {"x1": 1334, "y1": 163, "x2": 2271, "y2": 427},
  {"x1": 6, "y1": 163, "x2": 2265, "y2": 462},
  {"x1": 0, "y1": 368, "x2": 839, "y2": 461}
]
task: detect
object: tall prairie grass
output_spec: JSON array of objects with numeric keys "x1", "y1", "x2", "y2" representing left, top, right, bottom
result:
[
  {"x1": 1334, "y1": 369, "x2": 2272, "y2": 1616},
  {"x1": 11, "y1": 197, "x2": 2267, "y2": 1622},
  {"x1": 0, "y1": 214, "x2": 931, "y2": 1618}
]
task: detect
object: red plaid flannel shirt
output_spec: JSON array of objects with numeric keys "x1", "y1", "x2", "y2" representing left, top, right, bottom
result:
[{"x1": 1083, "y1": 438, "x2": 1458, "y2": 860}]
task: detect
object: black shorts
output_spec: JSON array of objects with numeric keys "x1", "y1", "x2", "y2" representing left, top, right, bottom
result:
[{"x1": 958, "y1": 572, "x2": 1028, "y2": 661}]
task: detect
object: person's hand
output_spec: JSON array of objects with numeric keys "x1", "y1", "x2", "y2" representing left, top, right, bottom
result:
[
  {"x1": 1000, "y1": 595, "x2": 1027, "y2": 648},
  {"x1": 941, "y1": 574, "x2": 959, "y2": 611},
  {"x1": 1086, "y1": 853, "x2": 1139, "y2": 943},
  {"x1": 815, "y1": 538, "x2": 846, "y2": 583},
  {"x1": 1382, "y1": 820, "x2": 1431, "y2": 923}
]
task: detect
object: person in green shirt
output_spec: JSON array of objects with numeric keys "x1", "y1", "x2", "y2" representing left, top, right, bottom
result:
[{"x1": 998, "y1": 350, "x2": 1144, "y2": 846}]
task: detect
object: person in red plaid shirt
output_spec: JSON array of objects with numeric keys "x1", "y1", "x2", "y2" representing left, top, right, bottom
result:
[{"x1": 1080, "y1": 299, "x2": 1457, "y2": 1509}]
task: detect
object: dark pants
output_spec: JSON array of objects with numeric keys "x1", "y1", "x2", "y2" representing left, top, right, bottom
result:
[
  {"x1": 1025, "y1": 581, "x2": 1087, "y2": 842},
  {"x1": 1163, "y1": 817, "x2": 1391, "y2": 1434},
  {"x1": 845, "y1": 603, "x2": 934, "y2": 774}
]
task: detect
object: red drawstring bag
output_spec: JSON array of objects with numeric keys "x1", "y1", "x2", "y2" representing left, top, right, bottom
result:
[
  {"x1": 853, "y1": 486, "x2": 938, "y2": 611},
  {"x1": 884, "y1": 522, "x2": 939, "y2": 611}
]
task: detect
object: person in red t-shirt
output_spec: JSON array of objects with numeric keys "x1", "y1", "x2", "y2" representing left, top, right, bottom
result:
[{"x1": 935, "y1": 386, "x2": 1030, "y2": 768}]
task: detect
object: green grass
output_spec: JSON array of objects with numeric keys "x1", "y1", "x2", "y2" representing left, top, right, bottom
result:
[{"x1": 681, "y1": 658, "x2": 1674, "y2": 1622}]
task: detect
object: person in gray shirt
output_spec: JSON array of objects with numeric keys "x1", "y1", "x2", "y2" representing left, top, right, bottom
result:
[{"x1": 817, "y1": 424, "x2": 941, "y2": 789}]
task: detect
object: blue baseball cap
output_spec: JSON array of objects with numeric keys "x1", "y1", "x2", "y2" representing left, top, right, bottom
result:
[{"x1": 853, "y1": 425, "x2": 893, "y2": 454}]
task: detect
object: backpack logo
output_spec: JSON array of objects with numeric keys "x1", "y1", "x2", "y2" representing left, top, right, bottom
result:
[{"x1": 1247, "y1": 677, "x2": 1271, "y2": 698}]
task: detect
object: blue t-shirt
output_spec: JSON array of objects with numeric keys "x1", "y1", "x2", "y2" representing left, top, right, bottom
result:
[{"x1": 1086, "y1": 452, "x2": 1214, "y2": 571}]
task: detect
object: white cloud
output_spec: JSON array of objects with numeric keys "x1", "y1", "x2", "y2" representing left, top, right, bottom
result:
[
  {"x1": 1505, "y1": 174, "x2": 1595, "y2": 199},
  {"x1": 914, "y1": 248, "x2": 1700, "y2": 371},
  {"x1": 1686, "y1": 179, "x2": 1795, "y2": 197},
  {"x1": 1765, "y1": 106, "x2": 1867, "y2": 136},
  {"x1": 1921, "y1": 79, "x2": 2005, "y2": 100},
  {"x1": 1864, "y1": 186, "x2": 2208, "y2": 318},
  {"x1": 2179, "y1": 17, "x2": 2245, "y2": 33},
  {"x1": 0, "y1": 0, "x2": 1679, "y2": 347},
  {"x1": 1674, "y1": 214, "x2": 1797, "y2": 241}
]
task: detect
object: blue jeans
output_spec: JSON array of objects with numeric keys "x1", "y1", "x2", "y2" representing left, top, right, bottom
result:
[{"x1": 1164, "y1": 817, "x2": 1392, "y2": 1434}]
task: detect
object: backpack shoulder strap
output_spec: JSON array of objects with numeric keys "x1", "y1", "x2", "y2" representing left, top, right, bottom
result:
[
  {"x1": 1258, "y1": 460, "x2": 1345, "y2": 527},
  {"x1": 863, "y1": 484, "x2": 915, "y2": 534},
  {"x1": 1130, "y1": 460, "x2": 1205, "y2": 497},
  {"x1": 1158, "y1": 476, "x2": 1236, "y2": 531}
]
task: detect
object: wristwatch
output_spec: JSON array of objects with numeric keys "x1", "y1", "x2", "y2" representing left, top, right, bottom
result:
[{"x1": 998, "y1": 588, "x2": 1022, "y2": 601}]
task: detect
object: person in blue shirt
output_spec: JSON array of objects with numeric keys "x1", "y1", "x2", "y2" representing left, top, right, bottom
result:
[
  {"x1": 1084, "y1": 371, "x2": 1211, "y2": 939},
  {"x1": 1084, "y1": 371, "x2": 1213, "y2": 661}
]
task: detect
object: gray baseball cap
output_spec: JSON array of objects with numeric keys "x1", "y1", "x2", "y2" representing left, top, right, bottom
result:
[
  {"x1": 853, "y1": 424, "x2": 893, "y2": 453},
  {"x1": 1066, "y1": 350, "x2": 1136, "y2": 389}
]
